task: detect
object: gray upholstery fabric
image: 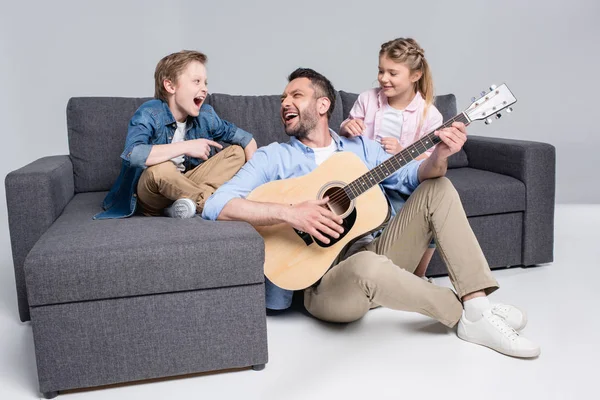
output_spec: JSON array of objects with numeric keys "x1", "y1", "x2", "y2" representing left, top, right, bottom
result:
[
  {"x1": 338, "y1": 90, "x2": 359, "y2": 122},
  {"x1": 446, "y1": 167, "x2": 526, "y2": 217},
  {"x1": 25, "y1": 192, "x2": 265, "y2": 306},
  {"x1": 433, "y1": 94, "x2": 457, "y2": 123},
  {"x1": 464, "y1": 136, "x2": 556, "y2": 265},
  {"x1": 31, "y1": 284, "x2": 268, "y2": 393},
  {"x1": 338, "y1": 91, "x2": 468, "y2": 168},
  {"x1": 427, "y1": 212, "x2": 523, "y2": 276},
  {"x1": 68, "y1": 97, "x2": 152, "y2": 193},
  {"x1": 4, "y1": 155, "x2": 75, "y2": 322},
  {"x1": 67, "y1": 95, "x2": 215, "y2": 194},
  {"x1": 210, "y1": 92, "x2": 344, "y2": 147}
]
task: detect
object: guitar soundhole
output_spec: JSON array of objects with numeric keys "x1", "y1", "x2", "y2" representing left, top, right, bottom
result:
[
  {"x1": 293, "y1": 184, "x2": 357, "y2": 248},
  {"x1": 323, "y1": 186, "x2": 351, "y2": 216},
  {"x1": 312, "y1": 186, "x2": 355, "y2": 248}
]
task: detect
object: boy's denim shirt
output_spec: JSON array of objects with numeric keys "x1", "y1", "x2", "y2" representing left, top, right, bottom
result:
[{"x1": 94, "y1": 99, "x2": 253, "y2": 220}]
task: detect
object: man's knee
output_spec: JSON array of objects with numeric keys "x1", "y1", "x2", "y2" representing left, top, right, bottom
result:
[
  {"x1": 420, "y1": 176, "x2": 458, "y2": 198},
  {"x1": 342, "y1": 251, "x2": 390, "y2": 283}
]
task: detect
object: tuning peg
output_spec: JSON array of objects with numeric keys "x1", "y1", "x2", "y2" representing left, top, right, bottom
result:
[
  {"x1": 484, "y1": 117, "x2": 493, "y2": 125},
  {"x1": 506, "y1": 107, "x2": 513, "y2": 113},
  {"x1": 495, "y1": 113, "x2": 502, "y2": 119},
  {"x1": 489, "y1": 84, "x2": 497, "y2": 91},
  {"x1": 480, "y1": 91, "x2": 486, "y2": 97},
  {"x1": 471, "y1": 97, "x2": 477, "y2": 102}
]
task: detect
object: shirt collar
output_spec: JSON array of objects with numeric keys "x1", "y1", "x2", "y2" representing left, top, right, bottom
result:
[
  {"x1": 160, "y1": 100, "x2": 198, "y2": 128},
  {"x1": 289, "y1": 129, "x2": 344, "y2": 153}
]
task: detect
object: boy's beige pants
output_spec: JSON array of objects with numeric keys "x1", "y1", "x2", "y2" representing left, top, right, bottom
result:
[
  {"x1": 304, "y1": 177, "x2": 499, "y2": 328},
  {"x1": 136, "y1": 145, "x2": 245, "y2": 215}
]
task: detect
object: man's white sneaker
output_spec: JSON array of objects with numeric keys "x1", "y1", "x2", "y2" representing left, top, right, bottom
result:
[
  {"x1": 491, "y1": 303, "x2": 528, "y2": 331},
  {"x1": 457, "y1": 310, "x2": 540, "y2": 358},
  {"x1": 164, "y1": 198, "x2": 196, "y2": 219}
]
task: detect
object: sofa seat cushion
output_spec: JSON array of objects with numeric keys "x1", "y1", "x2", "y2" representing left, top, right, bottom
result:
[
  {"x1": 445, "y1": 167, "x2": 526, "y2": 217},
  {"x1": 24, "y1": 192, "x2": 265, "y2": 307}
]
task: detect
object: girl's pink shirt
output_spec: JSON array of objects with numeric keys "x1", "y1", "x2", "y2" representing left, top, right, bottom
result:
[{"x1": 341, "y1": 88, "x2": 443, "y2": 156}]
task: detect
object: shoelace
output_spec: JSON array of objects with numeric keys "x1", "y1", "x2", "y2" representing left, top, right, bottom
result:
[
  {"x1": 487, "y1": 313, "x2": 519, "y2": 341},
  {"x1": 491, "y1": 304, "x2": 510, "y2": 320}
]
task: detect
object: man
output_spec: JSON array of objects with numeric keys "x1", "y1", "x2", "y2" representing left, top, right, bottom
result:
[{"x1": 202, "y1": 68, "x2": 540, "y2": 358}]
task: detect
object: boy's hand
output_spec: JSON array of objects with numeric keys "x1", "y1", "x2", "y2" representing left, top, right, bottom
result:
[
  {"x1": 340, "y1": 119, "x2": 365, "y2": 137},
  {"x1": 186, "y1": 139, "x2": 223, "y2": 160}
]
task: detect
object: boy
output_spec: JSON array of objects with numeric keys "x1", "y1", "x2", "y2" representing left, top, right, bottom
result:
[{"x1": 95, "y1": 50, "x2": 257, "y2": 220}]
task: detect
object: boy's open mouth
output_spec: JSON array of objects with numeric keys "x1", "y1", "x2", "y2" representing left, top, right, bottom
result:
[{"x1": 193, "y1": 96, "x2": 204, "y2": 107}]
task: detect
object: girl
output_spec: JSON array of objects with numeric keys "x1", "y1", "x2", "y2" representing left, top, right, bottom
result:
[{"x1": 340, "y1": 38, "x2": 443, "y2": 278}]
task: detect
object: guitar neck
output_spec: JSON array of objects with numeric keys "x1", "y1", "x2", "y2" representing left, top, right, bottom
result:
[{"x1": 344, "y1": 112, "x2": 470, "y2": 200}]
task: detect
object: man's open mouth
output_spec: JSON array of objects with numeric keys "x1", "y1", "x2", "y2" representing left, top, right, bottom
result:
[{"x1": 284, "y1": 111, "x2": 298, "y2": 123}]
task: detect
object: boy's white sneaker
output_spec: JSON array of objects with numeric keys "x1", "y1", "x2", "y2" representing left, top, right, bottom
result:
[
  {"x1": 491, "y1": 303, "x2": 528, "y2": 331},
  {"x1": 164, "y1": 198, "x2": 196, "y2": 219},
  {"x1": 457, "y1": 309, "x2": 540, "y2": 358}
]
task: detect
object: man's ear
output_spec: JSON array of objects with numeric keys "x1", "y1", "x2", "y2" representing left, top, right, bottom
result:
[
  {"x1": 317, "y1": 97, "x2": 331, "y2": 117},
  {"x1": 164, "y1": 79, "x2": 176, "y2": 95}
]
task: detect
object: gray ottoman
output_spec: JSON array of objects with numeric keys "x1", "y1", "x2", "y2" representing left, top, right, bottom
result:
[{"x1": 23, "y1": 192, "x2": 268, "y2": 398}]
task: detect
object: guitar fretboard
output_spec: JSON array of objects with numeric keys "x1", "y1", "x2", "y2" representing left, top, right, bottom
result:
[{"x1": 344, "y1": 112, "x2": 470, "y2": 199}]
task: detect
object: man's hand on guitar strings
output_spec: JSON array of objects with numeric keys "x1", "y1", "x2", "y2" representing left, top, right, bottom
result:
[{"x1": 283, "y1": 197, "x2": 344, "y2": 244}]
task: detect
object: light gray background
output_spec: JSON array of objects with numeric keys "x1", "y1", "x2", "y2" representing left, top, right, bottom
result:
[{"x1": 0, "y1": 1, "x2": 598, "y2": 314}]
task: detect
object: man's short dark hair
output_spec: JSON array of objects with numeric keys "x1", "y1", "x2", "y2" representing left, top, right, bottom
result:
[{"x1": 288, "y1": 68, "x2": 336, "y2": 120}]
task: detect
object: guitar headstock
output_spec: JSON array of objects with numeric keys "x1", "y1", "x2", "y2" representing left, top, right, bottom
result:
[{"x1": 465, "y1": 84, "x2": 517, "y2": 125}]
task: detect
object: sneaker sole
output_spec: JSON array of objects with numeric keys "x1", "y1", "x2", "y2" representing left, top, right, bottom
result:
[
  {"x1": 164, "y1": 199, "x2": 196, "y2": 219},
  {"x1": 457, "y1": 328, "x2": 540, "y2": 358}
]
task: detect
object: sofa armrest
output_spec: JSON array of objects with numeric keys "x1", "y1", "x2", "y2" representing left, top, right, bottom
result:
[
  {"x1": 463, "y1": 135, "x2": 556, "y2": 266},
  {"x1": 5, "y1": 155, "x2": 74, "y2": 321}
]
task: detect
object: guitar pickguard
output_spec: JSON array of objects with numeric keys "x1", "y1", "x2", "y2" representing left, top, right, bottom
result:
[{"x1": 293, "y1": 207, "x2": 357, "y2": 248}]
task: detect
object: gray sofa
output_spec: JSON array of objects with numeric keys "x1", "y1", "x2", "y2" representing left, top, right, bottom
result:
[{"x1": 5, "y1": 90, "x2": 555, "y2": 398}]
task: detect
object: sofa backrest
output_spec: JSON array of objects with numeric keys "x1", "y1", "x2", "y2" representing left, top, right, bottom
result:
[
  {"x1": 67, "y1": 90, "x2": 465, "y2": 193},
  {"x1": 68, "y1": 97, "x2": 154, "y2": 193}
]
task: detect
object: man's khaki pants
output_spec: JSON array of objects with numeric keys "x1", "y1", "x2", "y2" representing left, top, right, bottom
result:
[
  {"x1": 136, "y1": 145, "x2": 245, "y2": 216},
  {"x1": 304, "y1": 177, "x2": 499, "y2": 328}
]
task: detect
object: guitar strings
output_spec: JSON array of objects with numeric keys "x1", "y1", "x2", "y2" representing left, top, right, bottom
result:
[{"x1": 322, "y1": 113, "x2": 466, "y2": 207}]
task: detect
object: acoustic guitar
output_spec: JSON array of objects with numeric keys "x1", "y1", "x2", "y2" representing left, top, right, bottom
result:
[{"x1": 247, "y1": 84, "x2": 517, "y2": 290}]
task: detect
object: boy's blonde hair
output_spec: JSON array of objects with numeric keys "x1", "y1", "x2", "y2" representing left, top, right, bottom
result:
[
  {"x1": 379, "y1": 38, "x2": 434, "y2": 132},
  {"x1": 154, "y1": 50, "x2": 207, "y2": 102}
]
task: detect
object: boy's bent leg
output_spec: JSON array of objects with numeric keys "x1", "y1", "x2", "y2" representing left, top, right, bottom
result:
[
  {"x1": 184, "y1": 145, "x2": 245, "y2": 211},
  {"x1": 304, "y1": 251, "x2": 463, "y2": 327},
  {"x1": 137, "y1": 161, "x2": 206, "y2": 216},
  {"x1": 368, "y1": 177, "x2": 498, "y2": 298}
]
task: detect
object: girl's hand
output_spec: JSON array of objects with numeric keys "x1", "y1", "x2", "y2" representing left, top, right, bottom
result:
[
  {"x1": 379, "y1": 137, "x2": 403, "y2": 154},
  {"x1": 340, "y1": 119, "x2": 365, "y2": 137}
]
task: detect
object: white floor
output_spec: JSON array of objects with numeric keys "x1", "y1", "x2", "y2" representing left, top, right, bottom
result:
[{"x1": 1, "y1": 204, "x2": 598, "y2": 400}]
